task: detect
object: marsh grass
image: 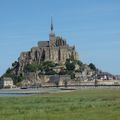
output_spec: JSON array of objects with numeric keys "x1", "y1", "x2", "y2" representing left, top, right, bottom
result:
[{"x1": 0, "y1": 89, "x2": 120, "y2": 120}]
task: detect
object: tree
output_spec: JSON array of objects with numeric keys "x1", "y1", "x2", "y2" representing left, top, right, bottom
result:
[
  {"x1": 77, "y1": 60, "x2": 83, "y2": 66},
  {"x1": 13, "y1": 73, "x2": 24, "y2": 84},
  {"x1": 42, "y1": 61, "x2": 55, "y2": 67},
  {"x1": 24, "y1": 64, "x2": 38, "y2": 72},
  {"x1": 65, "y1": 58, "x2": 75, "y2": 71},
  {"x1": 12, "y1": 61, "x2": 18, "y2": 68},
  {"x1": 65, "y1": 61, "x2": 75, "y2": 71},
  {"x1": 17, "y1": 74, "x2": 24, "y2": 82},
  {"x1": 89, "y1": 63, "x2": 96, "y2": 71},
  {"x1": 4, "y1": 68, "x2": 13, "y2": 77}
]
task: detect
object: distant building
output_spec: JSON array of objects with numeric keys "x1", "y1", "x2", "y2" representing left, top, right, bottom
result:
[
  {"x1": 96, "y1": 80, "x2": 120, "y2": 85},
  {"x1": 0, "y1": 77, "x2": 13, "y2": 88}
]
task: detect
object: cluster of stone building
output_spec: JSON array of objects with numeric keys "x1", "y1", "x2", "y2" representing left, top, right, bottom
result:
[
  {"x1": 17, "y1": 21, "x2": 79, "y2": 75},
  {"x1": 1, "y1": 75, "x2": 120, "y2": 89}
]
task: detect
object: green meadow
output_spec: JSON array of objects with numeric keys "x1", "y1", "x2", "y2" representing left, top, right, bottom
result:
[{"x1": 0, "y1": 88, "x2": 120, "y2": 120}]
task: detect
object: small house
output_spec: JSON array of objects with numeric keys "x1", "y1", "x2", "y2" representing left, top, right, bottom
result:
[{"x1": 0, "y1": 77, "x2": 13, "y2": 88}]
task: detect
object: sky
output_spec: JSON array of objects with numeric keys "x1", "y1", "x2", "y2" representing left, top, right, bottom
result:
[{"x1": 0, "y1": 0, "x2": 120, "y2": 76}]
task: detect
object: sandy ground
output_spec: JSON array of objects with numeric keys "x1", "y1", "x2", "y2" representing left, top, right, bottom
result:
[
  {"x1": 0, "y1": 87, "x2": 75, "y2": 96},
  {"x1": 0, "y1": 86, "x2": 120, "y2": 96}
]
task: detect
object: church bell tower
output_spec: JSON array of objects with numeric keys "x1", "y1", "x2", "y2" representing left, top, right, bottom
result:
[{"x1": 49, "y1": 17, "x2": 56, "y2": 47}]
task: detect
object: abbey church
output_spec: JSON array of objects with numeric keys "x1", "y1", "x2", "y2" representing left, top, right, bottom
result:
[{"x1": 18, "y1": 19, "x2": 79, "y2": 74}]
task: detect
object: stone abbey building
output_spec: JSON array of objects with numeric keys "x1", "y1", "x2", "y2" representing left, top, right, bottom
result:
[{"x1": 18, "y1": 19, "x2": 79, "y2": 74}]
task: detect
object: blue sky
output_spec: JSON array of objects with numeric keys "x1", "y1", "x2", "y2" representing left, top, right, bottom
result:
[{"x1": 0, "y1": 0, "x2": 120, "y2": 76}]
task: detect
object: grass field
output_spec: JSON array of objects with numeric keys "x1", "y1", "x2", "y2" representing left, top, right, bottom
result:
[{"x1": 0, "y1": 88, "x2": 120, "y2": 120}]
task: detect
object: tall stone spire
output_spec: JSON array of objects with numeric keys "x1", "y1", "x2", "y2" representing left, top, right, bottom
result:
[
  {"x1": 51, "y1": 16, "x2": 53, "y2": 32},
  {"x1": 49, "y1": 16, "x2": 56, "y2": 47}
]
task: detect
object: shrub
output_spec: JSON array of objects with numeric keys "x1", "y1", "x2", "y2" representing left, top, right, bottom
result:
[
  {"x1": 89, "y1": 63, "x2": 96, "y2": 71},
  {"x1": 24, "y1": 64, "x2": 38, "y2": 72},
  {"x1": 65, "y1": 61, "x2": 75, "y2": 71}
]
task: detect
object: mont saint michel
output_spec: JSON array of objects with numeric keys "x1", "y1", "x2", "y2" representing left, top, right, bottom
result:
[
  {"x1": 0, "y1": 1, "x2": 120, "y2": 120},
  {"x1": 18, "y1": 19, "x2": 79, "y2": 76},
  {"x1": 0, "y1": 18, "x2": 119, "y2": 88},
  {"x1": 0, "y1": 19, "x2": 81, "y2": 87}
]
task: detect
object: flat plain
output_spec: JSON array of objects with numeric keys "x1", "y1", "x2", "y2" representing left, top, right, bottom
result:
[{"x1": 0, "y1": 88, "x2": 120, "y2": 120}]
